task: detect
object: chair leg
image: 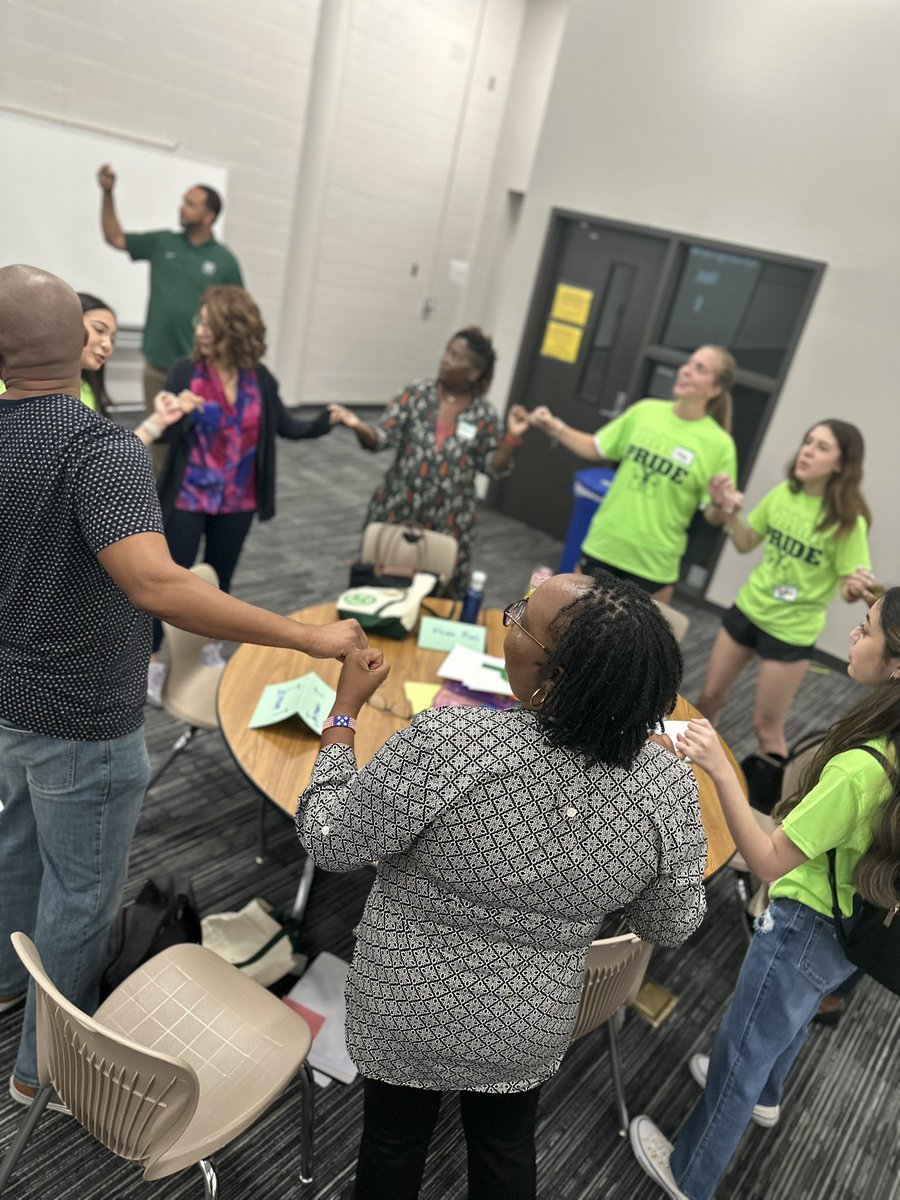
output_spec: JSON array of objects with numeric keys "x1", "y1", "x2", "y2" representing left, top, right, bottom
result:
[
  {"x1": 290, "y1": 857, "x2": 316, "y2": 922},
  {"x1": 298, "y1": 1061, "x2": 315, "y2": 1185},
  {"x1": 256, "y1": 795, "x2": 269, "y2": 865},
  {"x1": 147, "y1": 727, "x2": 201, "y2": 791},
  {"x1": 607, "y1": 1009, "x2": 629, "y2": 1138},
  {"x1": 198, "y1": 1157, "x2": 219, "y2": 1199},
  {"x1": 734, "y1": 873, "x2": 755, "y2": 946},
  {"x1": 0, "y1": 1086, "x2": 53, "y2": 1193}
]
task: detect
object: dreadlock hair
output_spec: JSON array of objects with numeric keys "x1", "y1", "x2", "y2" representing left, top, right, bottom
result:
[
  {"x1": 533, "y1": 573, "x2": 683, "y2": 769},
  {"x1": 774, "y1": 587, "x2": 900, "y2": 909},
  {"x1": 453, "y1": 326, "x2": 496, "y2": 395},
  {"x1": 786, "y1": 418, "x2": 871, "y2": 538},
  {"x1": 78, "y1": 292, "x2": 115, "y2": 416}
]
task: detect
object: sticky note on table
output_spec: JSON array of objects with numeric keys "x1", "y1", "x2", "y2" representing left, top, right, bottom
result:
[
  {"x1": 417, "y1": 616, "x2": 487, "y2": 655},
  {"x1": 404, "y1": 682, "x2": 441, "y2": 714}
]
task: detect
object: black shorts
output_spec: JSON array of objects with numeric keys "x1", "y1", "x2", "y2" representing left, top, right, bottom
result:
[
  {"x1": 577, "y1": 552, "x2": 670, "y2": 596},
  {"x1": 722, "y1": 605, "x2": 815, "y2": 663}
]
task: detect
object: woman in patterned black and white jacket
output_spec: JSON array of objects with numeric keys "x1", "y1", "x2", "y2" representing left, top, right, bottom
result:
[{"x1": 297, "y1": 572, "x2": 708, "y2": 1200}]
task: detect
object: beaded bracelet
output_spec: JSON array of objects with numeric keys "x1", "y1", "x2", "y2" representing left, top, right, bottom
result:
[{"x1": 321, "y1": 714, "x2": 358, "y2": 733}]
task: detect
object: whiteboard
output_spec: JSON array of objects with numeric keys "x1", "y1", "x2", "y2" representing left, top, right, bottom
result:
[{"x1": 0, "y1": 112, "x2": 229, "y2": 328}]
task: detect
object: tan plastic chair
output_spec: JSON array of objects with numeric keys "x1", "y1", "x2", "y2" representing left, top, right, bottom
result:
[
  {"x1": 0, "y1": 934, "x2": 314, "y2": 1198},
  {"x1": 359, "y1": 521, "x2": 459, "y2": 588},
  {"x1": 569, "y1": 933, "x2": 653, "y2": 1136},
  {"x1": 652, "y1": 598, "x2": 690, "y2": 644},
  {"x1": 149, "y1": 562, "x2": 226, "y2": 789}
]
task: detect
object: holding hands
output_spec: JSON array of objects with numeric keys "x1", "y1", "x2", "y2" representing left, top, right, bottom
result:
[
  {"x1": 505, "y1": 404, "x2": 531, "y2": 440},
  {"x1": 843, "y1": 565, "x2": 879, "y2": 603},
  {"x1": 328, "y1": 403, "x2": 362, "y2": 431},
  {"x1": 708, "y1": 472, "x2": 744, "y2": 515}
]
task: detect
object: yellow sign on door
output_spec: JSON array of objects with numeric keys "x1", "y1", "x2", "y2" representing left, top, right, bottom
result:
[
  {"x1": 540, "y1": 320, "x2": 583, "y2": 364},
  {"x1": 550, "y1": 283, "x2": 593, "y2": 327}
]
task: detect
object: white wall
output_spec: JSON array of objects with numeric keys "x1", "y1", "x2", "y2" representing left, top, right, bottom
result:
[
  {"x1": 1, "y1": 0, "x2": 320, "y2": 345},
  {"x1": 293, "y1": 0, "x2": 527, "y2": 406},
  {"x1": 488, "y1": 0, "x2": 900, "y2": 658}
]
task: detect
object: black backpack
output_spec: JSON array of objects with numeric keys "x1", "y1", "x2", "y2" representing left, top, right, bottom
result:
[{"x1": 100, "y1": 876, "x2": 202, "y2": 1001}]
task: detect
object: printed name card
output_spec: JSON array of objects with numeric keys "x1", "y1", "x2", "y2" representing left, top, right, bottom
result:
[
  {"x1": 249, "y1": 673, "x2": 336, "y2": 734},
  {"x1": 417, "y1": 616, "x2": 487, "y2": 655}
]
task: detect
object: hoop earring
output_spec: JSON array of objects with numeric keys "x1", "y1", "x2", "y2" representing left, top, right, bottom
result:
[{"x1": 529, "y1": 686, "x2": 548, "y2": 709}]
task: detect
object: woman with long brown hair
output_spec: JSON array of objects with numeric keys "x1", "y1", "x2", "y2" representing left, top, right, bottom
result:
[
  {"x1": 146, "y1": 285, "x2": 332, "y2": 702},
  {"x1": 696, "y1": 419, "x2": 875, "y2": 765},
  {"x1": 528, "y1": 345, "x2": 738, "y2": 604},
  {"x1": 631, "y1": 589, "x2": 900, "y2": 1200}
]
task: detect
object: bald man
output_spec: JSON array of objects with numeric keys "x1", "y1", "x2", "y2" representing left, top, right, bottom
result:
[{"x1": 0, "y1": 265, "x2": 363, "y2": 1108}]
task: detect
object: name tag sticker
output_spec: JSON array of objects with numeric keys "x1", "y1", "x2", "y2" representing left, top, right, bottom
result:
[
  {"x1": 456, "y1": 419, "x2": 477, "y2": 443},
  {"x1": 773, "y1": 585, "x2": 798, "y2": 603},
  {"x1": 672, "y1": 446, "x2": 695, "y2": 466}
]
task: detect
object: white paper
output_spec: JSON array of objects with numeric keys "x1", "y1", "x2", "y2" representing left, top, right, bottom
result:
[
  {"x1": 284, "y1": 953, "x2": 357, "y2": 1083},
  {"x1": 663, "y1": 721, "x2": 690, "y2": 744},
  {"x1": 437, "y1": 646, "x2": 515, "y2": 697}
]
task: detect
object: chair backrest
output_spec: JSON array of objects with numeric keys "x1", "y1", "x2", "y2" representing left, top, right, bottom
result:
[
  {"x1": 781, "y1": 737, "x2": 824, "y2": 806},
  {"x1": 653, "y1": 599, "x2": 690, "y2": 644},
  {"x1": 360, "y1": 521, "x2": 459, "y2": 584},
  {"x1": 570, "y1": 934, "x2": 653, "y2": 1042},
  {"x1": 11, "y1": 933, "x2": 199, "y2": 1173},
  {"x1": 161, "y1": 562, "x2": 223, "y2": 728}
]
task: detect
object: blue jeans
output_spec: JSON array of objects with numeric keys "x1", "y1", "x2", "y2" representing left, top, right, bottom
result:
[
  {"x1": 670, "y1": 898, "x2": 857, "y2": 1200},
  {"x1": 0, "y1": 718, "x2": 149, "y2": 1086}
]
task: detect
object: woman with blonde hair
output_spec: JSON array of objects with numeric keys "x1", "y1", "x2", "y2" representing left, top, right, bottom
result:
[
  {"x1": 147, "y1": 285, "x2": 332, "y2": 702},
  {"x1": 529, "y1": 345, "x2": 738, "y2": 604}
]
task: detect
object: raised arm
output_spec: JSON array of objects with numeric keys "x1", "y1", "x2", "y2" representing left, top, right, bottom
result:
[
  {"x1": 97, "y1": 164, "x2": 126, "y2": 250},
  {"x1": 97, "y1": 532, "x2": 366, "y2": 659},
  {"x1": 529, "y1": 406, "x2": 602, "y2": 461},
  {"x1": 676, "y1": 719, "x2": 807, "y2": 881}
]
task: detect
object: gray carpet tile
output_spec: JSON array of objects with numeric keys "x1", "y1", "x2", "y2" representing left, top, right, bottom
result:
[{"x1": 1, "y1": 429, "x2": 897, "y2": 1198}]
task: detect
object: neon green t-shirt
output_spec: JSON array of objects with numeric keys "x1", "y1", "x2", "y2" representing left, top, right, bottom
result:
[
  {"x1": 80, "y1": 379, "x2": 97, "y2": 412},
  {"x1": 581, "y1": 399, "x2": 737, "y2": 585},
  {"x1": 769, "y1": 742, "x2": 891, "y2": 917},
  {"x1": 735, "y1": 482, "x2": 871, "y2": 645}
]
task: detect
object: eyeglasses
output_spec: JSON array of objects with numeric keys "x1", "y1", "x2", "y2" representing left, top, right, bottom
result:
[
  {"x1": 503, "y1": 598, "x2": 547, "y2": 651},
  {"x1": 192, "y1": 315, "x2": 211, "y2": 331}
]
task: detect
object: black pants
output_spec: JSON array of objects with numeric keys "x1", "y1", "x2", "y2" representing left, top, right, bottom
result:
[
  {"x1": 151, "y1": 508, "x2": 255, "y2": 652},
  {"x1": 353, "y1": 1077, "x2": 541, "y2": 1200}
]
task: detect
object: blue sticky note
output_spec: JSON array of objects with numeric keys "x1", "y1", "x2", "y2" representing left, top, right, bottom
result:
[{"x1": 417, "y1": 616, "x2": 487, "y2": 655}]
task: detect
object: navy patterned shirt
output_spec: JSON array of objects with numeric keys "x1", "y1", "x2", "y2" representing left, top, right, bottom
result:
[{"x1": 0, "y1": 394, "x2": 163, "y2": 740}]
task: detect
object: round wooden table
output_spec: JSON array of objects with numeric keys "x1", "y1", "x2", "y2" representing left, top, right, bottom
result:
[{"x1": 218, "y1": 601, "x2": 738, "y2": 877}]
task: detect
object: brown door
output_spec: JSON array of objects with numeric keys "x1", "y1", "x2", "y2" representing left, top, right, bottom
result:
[{"x1": 495, "y1": 217, "x2": 669, "y2": 538}]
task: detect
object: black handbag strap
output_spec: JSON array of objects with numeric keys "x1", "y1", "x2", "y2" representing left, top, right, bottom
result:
[{"x1": 826, "y1": 744, "x2": 890, "y2": 945}]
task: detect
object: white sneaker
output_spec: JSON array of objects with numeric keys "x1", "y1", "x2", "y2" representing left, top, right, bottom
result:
[
  {"x1": 689, "y1": 1053, "x2": 780, "y2": 1128},
  {"x1": 201, "y1": 640, "x2": 227, "y2": 669},
  {"x1": 146, "y1": 660, "x2": 167, "y2": 708},
  {"x1": 629, "y1": 1116, "x2": 689, "y2": 1199}
]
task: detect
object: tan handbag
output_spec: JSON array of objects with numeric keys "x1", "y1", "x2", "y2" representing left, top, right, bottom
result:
[{"x1": 351, "y1": 521, "x2": 459, "y2": 588}]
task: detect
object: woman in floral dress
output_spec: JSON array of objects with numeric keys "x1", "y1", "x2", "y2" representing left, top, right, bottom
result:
[{"x1": 329, "y1": 327, "x2": 530, "y2": 595}]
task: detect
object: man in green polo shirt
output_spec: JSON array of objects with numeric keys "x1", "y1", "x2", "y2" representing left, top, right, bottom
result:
[{"x1": 97, "y1": 163, "x2": 243, "y2": 441}]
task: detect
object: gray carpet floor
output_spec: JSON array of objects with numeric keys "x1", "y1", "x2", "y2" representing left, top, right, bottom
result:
[{"x1": 1, "y1": 425, "x2": 897, "y2": 1199}]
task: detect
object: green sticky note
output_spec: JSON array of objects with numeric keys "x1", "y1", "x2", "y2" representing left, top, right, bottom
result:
[
  {"x1": 417, "y1": 616, "x2": 487, "y2": 655},
  {"x1": 248, "y1": 673, "x2": 337, "y2": 734}
]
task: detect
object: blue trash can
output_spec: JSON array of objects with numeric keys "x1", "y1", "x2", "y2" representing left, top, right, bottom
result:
[{"x1": 558, "y1": 467, "x2": 617, "y2": 573}]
